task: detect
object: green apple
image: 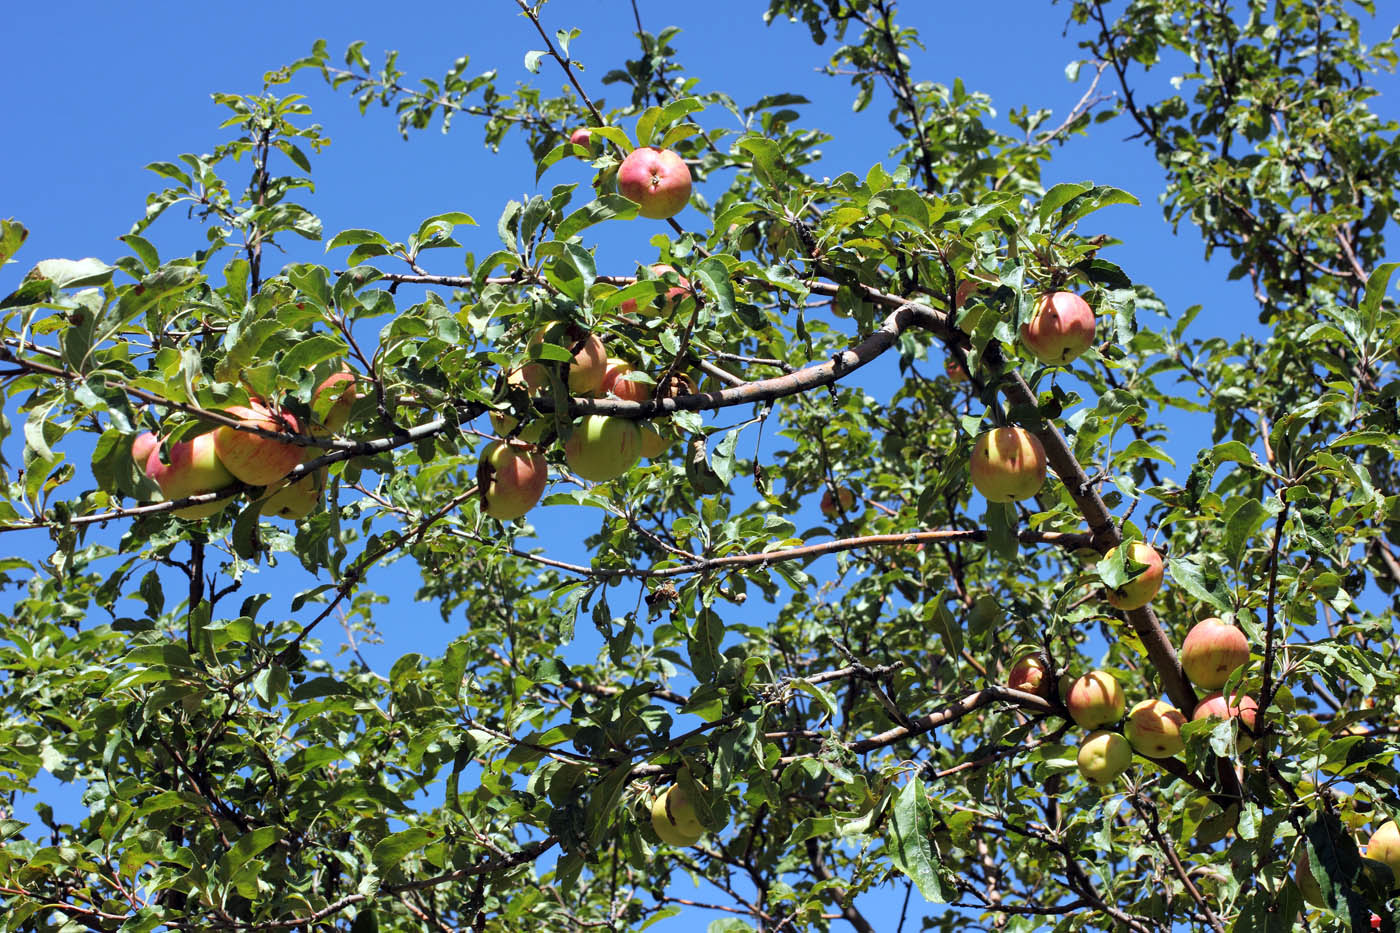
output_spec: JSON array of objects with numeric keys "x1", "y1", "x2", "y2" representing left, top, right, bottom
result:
[
  {"x1": 639, "y1": 423, "x2": 671, "y2": 459},
  {"x1": 1124, "y1": 699, "x2": 1187, "y2": 758},
  {"x1": 1366, "y1": 820, "x2": 1400, "y2": 889},
  {"x1": 564, "y1": 415, "x2": 642, "y2": 482},
  {"x1": 970, "y1": 427, "x2": 1046, "y2": 502},
  {"x1": 258, "y1": 467, "x2": 325, "y2": 520},
  {"x1": 1181, "y1": 617, "x2": 1250, "y2": 689},
  {"x1": 650, "y1": 784, "x2": 704, "y2": 846},
  {"x1": 1077, "y1": 730, "x2": 1131, "y2": 786},
  {"x1": 1066, "y1": 670, "x2": 1125, "y2": 729},
  {"x1": 1103, "y1": 542, "x2": 1164, "y2": 611},
  {"x1": 478, "y1": 440, "x2": 549, "y2": 520}
]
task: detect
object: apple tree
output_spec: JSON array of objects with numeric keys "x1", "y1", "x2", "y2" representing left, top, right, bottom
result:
[{"x1": 0, "y1": 0, "x2": 1397, "y2": 930}]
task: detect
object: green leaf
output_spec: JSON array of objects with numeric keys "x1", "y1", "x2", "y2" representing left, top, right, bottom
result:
[
  {"x1": 886, "y1": 779, "x2": 946, "y2": 902},
  {"x1": 33, "y1": 257, "x2": 116, "y2": 289},
  {"x1": 216, "y1": 826, "x2": 280, "y2": 882},
  {"x1": 371, "y1": 828, "x2": 430, "y2": 871}
]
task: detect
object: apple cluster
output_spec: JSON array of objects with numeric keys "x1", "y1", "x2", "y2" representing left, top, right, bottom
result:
[
  {"x1": 480, "y1": 325, "x2": 673, "y2": 521},
  {"x1": 132, "y1": 371, "x2": 357, "y2": 521}
]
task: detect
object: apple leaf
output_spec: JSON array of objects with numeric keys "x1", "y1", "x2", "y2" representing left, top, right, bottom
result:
[{"x1": 886, "y1": 778, "x2": 947, "y2": 903}]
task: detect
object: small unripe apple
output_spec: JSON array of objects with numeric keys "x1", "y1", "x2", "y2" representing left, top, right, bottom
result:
[
  {"x1": 639, "y1": 424, "x2": 671, "y2": 459},
  {"x1": 146, "y1": 432, "x2": 236, "y2": 519},
  {"x1": 1007, "y1": 653, "x2": 1052, "y2": 699},
  {"x1": 819, "y1": 487, "x2": 856, "y2": 518},
  {"x1": 568, "y1": 127, "x2": 592, "y2": 151},
  {"x1": 1077, "y1": 730, "x2": 1131, "y2": 785},
  {"x1": 1066, "y1": 670, "x2": 1125, "y2": 729},
  {"x1": 1102, "y1": 542, "x2": 1164, "y2": 611},
  {"x1": 1366, "y1": 821, "x2": 1400, "y2": 890},
  {"x1": 601, "y1": 358, "x2": 651, "y2": 403},
  {"x1": 259, "y1": 467, "x2": 325, "y2": 520},
  {"x1": 1180, "y1": 617, "x2": 1250, "y2": 689},
  {"x1": 213, "y1": 402, "x2": 304, "y2": 487},
  {"x1": 1020, "y1": 292, "x2": 1096, "y2": 365},
  {"x1": 523, "y1": 325, "x2": 608, "y2": 396},
  {"x1": 1125, "y1": 699, "x2": 1187, "y2": 758},
  {"x1": 618, "y1": 146, "x2": 692, "y2": 220},
  {"x1": 312, "y1": 369, "x2": 358, "y2": 435},
  {"x1": 650, "y1": 784, "x2": 704, "y2": 847},
  {"x1": 970, "y1": 426, "x2": 1047, "y2": 502},
  {"x1": 621, "y1": 264, "x2": 690, "y2": 317},
  {"x1": 478, "y1": 440, "x2": 549, "y2": 520},
  {"x1": 564, "y1": 415, "x2": 642, "y2": 482}
]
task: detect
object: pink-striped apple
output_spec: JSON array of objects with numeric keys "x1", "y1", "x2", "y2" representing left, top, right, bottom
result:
[
  {"x1": 1007, "y1": 653, "x2": 1052, "y2": 699},
  {"x1": 1020, "y1": 291, "x2": 1096, "y2": 365},
  {"x1": 1125, "y1": 699, "x2": 1187, "y2": 757},
  {"x1": 478, "y1": 440, "x2": 548, "y2": 520},
  {"x1": 618, "y1": 146, "x2": 691, "y2": 220},
  {"x1": 213, "y1": 403, "x2": 303, "y2": 487},
  {"x1": 144, "y1": 432, "x2": 236, "y2": 519},
  {"x1": 564, "y1": 415, "x2": 642, "y2": 482},
  {"x1": 523, "y1": 325, "x2": 608, "y2": 396},
  {"x1": 1181, "y1": 618, "x2": 1250, "y2": 689},
  {"x1": 970, "y1": 426, "x2": 1046, "y2": 502},
  {"x1": 601, "y1": 358, "x2": 650, "y2": 403},
  {"x1": 1103, "y1": 542, "x2": 1164, "y2": 610},
  {"x1": 1066, "y1": 671, "x2": 1125, "y2": 729},
  {"x1": 1192, "y1": 691, "x2": 1259, "y2": 751}
]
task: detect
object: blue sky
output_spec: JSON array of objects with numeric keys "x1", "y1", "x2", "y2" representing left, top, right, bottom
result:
[{"x1": 3, "y1": 1, "x2": 1398, "y2": 929}]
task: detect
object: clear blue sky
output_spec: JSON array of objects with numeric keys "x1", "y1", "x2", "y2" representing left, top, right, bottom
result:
[{"x1": 3, "y1": 1, "x2": 1396, "y2": 929}]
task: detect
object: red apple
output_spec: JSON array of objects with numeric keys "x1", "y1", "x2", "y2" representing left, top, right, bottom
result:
[
  {"x1": 1193, "y1": 690, "x2": 1259, "y2": 753},
  {"x1": 945, "y1": 357, "x2": 969, "y2": 383},
  {"x1": 1181, "y1": 617, "x2": 1250, "y2": 689},
  {"x1": 1007, "y1": 653, "x2": 1052, "y2": 699},
  {"x1": 1077, "y1": 730, "x2": 1131, "y2": 785},
  {"x1": 617, "y1": 146, "x2": 692, "y2": 220},
  {"x1": 601, "y1": 358, "x2": 651, "y2": 403},
  {"x1": 820, "y1": 487, "x2": 856, "y2": 518},
  {"x1": 478, "y1": 440, "x2": 549, "y2": 520},
  {"x1": 1103, "y1": 542, "x2": 1164, "y2": 611},
  {"x1": 213, "y1": 402, "x2": 304, "y2": 487},
  {"x1": 1066, "y1": 670, "x2": 1125, "y2": 729},
  {"x1": 569, "y1": 127, "x2": 592, "y2": 151},
  {"x1": 1125, "y1": 699, "x2": 1187, "y2": 758},
  {"x1": 621, "y1": 264, "x2": 690, "y2": 317},
  {"x1": 970, "y1": 426, "x2": 1047, "y2": 502},
  {"x1": 955, "y1": 278, "x2": 979, "y2": 308},
  {"x1": 650, "y1": 784, "x2": 704, "y2": 846},
  {"x1": 1020, "y1": 292, "x2": 1096, "y2": 365},
  {"x1": 1368, "y1": 821, "x2": 1400, "y2": 890},
  {"x1": 564, "y1": 415, "x2": 642, "y2": 482},
  {"x1": 523, "y1": 325, "x2": 608, "y2": 396},
  {"x1": 311, "y1": 369, "x2": 358, "y2": 434},
  {"x1": 145, "y1": 432, "x2": 236, "y2": 519},
  {"x1": 132, "y1": 431, "x2": 160, "y2": 470}
]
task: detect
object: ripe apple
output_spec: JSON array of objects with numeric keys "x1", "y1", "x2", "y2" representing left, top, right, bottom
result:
[
  {"x1": 213, "y1": 402, "x2": 304, "y2": 487},
  {"x1": 970, "y1": 426, "x2": 1047, "y2": 502},
  {"x1": 650, "y1": 784, "x2": 704, "y2": 847},
  {"x1": 259, "y1": 467, "x2": 325, "y2": 520},
  {"x1": 1007, "y1": 653, "x2": 1052, "y2": 699},
  {"x1": 618, "y1": 146, "x2": 692, "y2": 220},
  {"x1": 523, "y1": 324, "x2": 608, "y2": 396},
  {"x1": 569, "y1": 127, "x2": 592, "y2": 150},
  {"x1": 1103, "y1": 542, "x2": 1164, "y2": 611},
  {"x1": 820, "y1": 487, "x2": 856, "y2": 518},
  {"x1": 1180, "y1": 617, "x2": 1250, "y2": 689},
  {"x1": 1066, "y1": 670, "x2": 1125, "y2": 729},
  {"x1": 564, "y1": 415, "x2": 642, "y2": 482},
  {"x1": 1125, "y1": 699, "x2": 1187, "y2": 758},
  {"x1": 945, "y1": 357, "x2": 969, "y2": 383},
  {"x1": 1191, "y1": 691, "x2": 1259, "y2": 731},
  {"x1": 1366, "y1": 821, "x2": 1400, "y2": 890},
  {"x1": 132, "y1": 431, "x2": 160, "y2": 470},
  {"x1": 478, "y1": 440, "x2": 549, "y2": 520},
  {"x1": 311, "y1": 369, "x2": 358, "y2": 434},
  {"x1": 1077, "y1": 730, "x2": 1131, "y2": 786},
  {"x1": 639, "y1": 423, "x2": 671, "y2": 459},
  {"x1": 621, "y1": 264, "x2": 690, "y2": 317},
  {"x1": 601, "y1": 358, "x2": 651, "y2": 403},
  {"x1": 145, "y1": 432, "x2": 236, "y2": 519},
  {"x1": 1020, "y1": 291, "x2": 1097, "y2": 365}
]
